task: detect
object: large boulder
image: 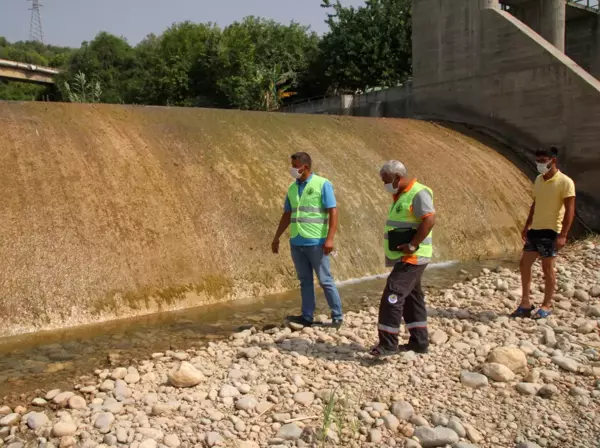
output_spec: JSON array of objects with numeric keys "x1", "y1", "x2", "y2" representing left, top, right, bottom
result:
[
  {"x1": 167, "y1": 362, "x2": 204, "y2": 388},
  {"x1": 487, "y1": 347, "x2": 527, "y2": 373}
]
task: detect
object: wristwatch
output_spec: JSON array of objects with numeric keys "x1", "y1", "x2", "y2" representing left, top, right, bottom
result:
[{"x1": 408, "y1": 244, "x2": 417, "y2": 252}]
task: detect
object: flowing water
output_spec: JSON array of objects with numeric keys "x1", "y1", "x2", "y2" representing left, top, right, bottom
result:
[{"x1": 0, "y1": 257, "x2": 517, "y2": 404}]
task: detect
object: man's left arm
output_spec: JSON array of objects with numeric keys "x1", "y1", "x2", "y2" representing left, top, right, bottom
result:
[
  {"x1": 399, "y1": 189, "x2": 436, "y2": 253},
  {"x1": 322, "y1": 181, "x2": 337, "y2": 255},
  {"x1": 557, "y1": 196, "x2": 575, "y2": 249}
]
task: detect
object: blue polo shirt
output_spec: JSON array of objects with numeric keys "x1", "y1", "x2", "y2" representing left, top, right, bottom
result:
[{"x1": 284, "y1": 174, "x2": 337, "y2": 246}]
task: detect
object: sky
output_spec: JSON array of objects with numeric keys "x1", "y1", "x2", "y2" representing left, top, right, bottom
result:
[{"x1": 0, "y1": 0, "x2": 365, "y2": 47}]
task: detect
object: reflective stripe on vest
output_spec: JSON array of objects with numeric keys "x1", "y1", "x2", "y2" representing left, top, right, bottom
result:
[
  {"x1": 288, "y1": 175, "x2": 329, "y2": 239},
  {"x1": 384, "y1": 182, "x2": 433, "y2": 264}
]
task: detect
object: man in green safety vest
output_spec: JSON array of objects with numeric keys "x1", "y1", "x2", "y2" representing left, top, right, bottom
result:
[
  {"x1": 370, "y1": 160, "x2": 436, "y2": 357},
  {"x1": 271, "y1": 152, "x2": 343, "y2": 328}
]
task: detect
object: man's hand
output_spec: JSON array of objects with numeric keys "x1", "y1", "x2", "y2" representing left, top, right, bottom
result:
[
  {"x1": 271, "y1": 238, "x2": 280, "y2": 254},
  {"x1": 323, "y1": 238, "x2": 334, "y2": 255},
  {"x1": 521, "y1": 228, "x2": 529, "y2": 243},
  {"x1": 556, "y1": 234, "x2": 567, "y2": 250},
  {"x1": 397, "y1": 244, "x2": 415, "y2": 254}
]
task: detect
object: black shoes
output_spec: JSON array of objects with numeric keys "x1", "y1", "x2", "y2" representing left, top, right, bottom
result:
[
  {"x1": 286, "y1": 315, "x2": 344, "y2": 329},
  {"x1": 286, "y1": 315, "x2": 314, "y2": 327}
]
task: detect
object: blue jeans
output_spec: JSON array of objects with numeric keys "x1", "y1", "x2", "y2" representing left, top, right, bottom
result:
[{"x1": 290, "y1": 245, "x2": 343, "y2": 322}]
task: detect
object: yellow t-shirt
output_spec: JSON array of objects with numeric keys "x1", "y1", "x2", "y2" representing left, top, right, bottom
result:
[{"x1": 531, "y1": 171, "x2": 575, "y2": 233}]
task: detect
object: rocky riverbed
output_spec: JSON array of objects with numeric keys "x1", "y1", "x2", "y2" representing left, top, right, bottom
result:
[{"x1": 0, "y1": 240, "x2": 599, "y2": 448}]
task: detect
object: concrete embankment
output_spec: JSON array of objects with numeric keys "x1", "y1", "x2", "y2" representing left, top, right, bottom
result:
[{"x1": 0, "y1": 102, "x2": 531, "y2": 336}]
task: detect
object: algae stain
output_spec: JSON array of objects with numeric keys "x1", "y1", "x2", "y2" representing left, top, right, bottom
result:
[{"x1": 93, "y1": 275, "x2": 234, "y2": 316}]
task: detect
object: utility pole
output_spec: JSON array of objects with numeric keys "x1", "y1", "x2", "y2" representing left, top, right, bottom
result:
[{"x1": 28, "y1": 0, "x2": 44, "y2": 44}]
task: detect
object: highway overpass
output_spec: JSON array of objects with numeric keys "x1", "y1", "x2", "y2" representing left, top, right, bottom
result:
[{"x1": 0, "y1": 59, "x2": 60, "y2": 85}]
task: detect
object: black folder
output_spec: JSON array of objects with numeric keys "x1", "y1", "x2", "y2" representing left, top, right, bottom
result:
[{"x1": 388, "y1": 228, "x2": 417, "y2": 251}]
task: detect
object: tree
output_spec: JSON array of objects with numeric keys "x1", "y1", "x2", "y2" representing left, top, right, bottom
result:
[
  {"x1": 66, "y1": 32, "x2": 136, "y2": 103},
  {"x1": 317, "y1": 0, "x2": 412, "y2": 93},
  {"x1": 215, "y1": 17, "x2": 318, "y2": 109}
]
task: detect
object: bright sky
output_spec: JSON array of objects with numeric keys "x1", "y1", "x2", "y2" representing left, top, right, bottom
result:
[{"x1": 0, "y1": 0, "x2": 365, "y2": 47}]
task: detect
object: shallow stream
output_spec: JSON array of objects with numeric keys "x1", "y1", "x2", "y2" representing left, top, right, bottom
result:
[{"x1": 0, "y1": 257, "x2": 516, "y2": 403}]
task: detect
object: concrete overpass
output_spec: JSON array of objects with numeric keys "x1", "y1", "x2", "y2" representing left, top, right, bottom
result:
[{"x1": 0, "y1": 59, "x2": 60, "y2": 85}]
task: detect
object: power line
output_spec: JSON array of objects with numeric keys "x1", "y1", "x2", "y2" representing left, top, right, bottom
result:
[{"x1": 28, "y1": 0, "x2": 44, "y2": 44}]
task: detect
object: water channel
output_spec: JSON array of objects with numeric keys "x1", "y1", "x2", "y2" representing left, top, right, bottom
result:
[{"x1": 0, "y1": 257, "x2": 517, "y2": 404}]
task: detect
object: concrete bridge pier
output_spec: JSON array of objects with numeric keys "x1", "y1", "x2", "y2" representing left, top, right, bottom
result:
[{"x1": 513, "y1": 0, "x2": 566, "y2": 51}]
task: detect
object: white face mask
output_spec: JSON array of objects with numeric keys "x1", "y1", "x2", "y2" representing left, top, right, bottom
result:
[
  {"x1": 290, "y1": 167, "x2": 303, "y2": 179},
  {"x1": 384, "y1": 183, "x2": 399, "y2": 194},
  {"x1": 536, "y1": 162, "x2": 551, "y2": 175}
]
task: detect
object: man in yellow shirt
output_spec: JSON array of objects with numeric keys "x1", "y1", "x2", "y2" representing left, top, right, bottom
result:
[{"x1": 511, "y1": 147, "x2": 576, "y2": 320}]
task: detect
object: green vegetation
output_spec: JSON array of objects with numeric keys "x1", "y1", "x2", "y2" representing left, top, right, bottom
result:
[{"x1": 0, "y1": 0, "x2": 411, "y2": 108}]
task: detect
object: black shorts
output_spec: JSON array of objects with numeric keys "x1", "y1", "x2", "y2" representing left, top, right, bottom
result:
[{"x1": 524, "y1": 229, "x2": 558, "y2": 258}]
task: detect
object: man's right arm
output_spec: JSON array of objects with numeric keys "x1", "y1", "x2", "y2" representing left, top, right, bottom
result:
[
  {"x1": 522, "y1": 201, "x2": 535, "y2": 241},
  {"x1": 273, "y1": 196, "x2": 292, "y2": 254}
]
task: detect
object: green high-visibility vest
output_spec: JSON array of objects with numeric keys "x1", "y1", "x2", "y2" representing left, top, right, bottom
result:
[
  {"x1": 288, "y1": 175, "x2": 329, "y2": 239},
  {"x1": 384, "y1": 181, "x2": 433, "y2": 266}
]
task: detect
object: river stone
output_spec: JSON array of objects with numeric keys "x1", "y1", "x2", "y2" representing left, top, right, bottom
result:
[
  {"x1": 238, "y1": 442, "x2": 260, "y2": 448},
  {"x1": 113, "y1": 380, "x2": 130, "y2": 400},
  {"x1": 454, "y1": 444, "x2": 478, "y2": 448},
  {"x1": 552, "y1": 356, "x2": 579, "y2": 372},
  {"x1": 585, "y1": 305, "x2": 600, "y2": 317},
  {"x1": 540, "y1": 327, "x2": 557, "y2": 348},
  {"x1": 99, "y1": 379, "x2": 115, "y2": 392},
  {"x1": 219, "y1": 385, "x2": 240, "y2": 398},
  {"x1": 460, "y1": 371, "x2": 488, "y2": 388},
  {"x1": 369, "y1": 429, "x2": 383, "y2": 443},
  {"x1": 45, "y1": 389, "x2": 61, "y2": 400},
  {"x1": 167, "y1": 362, "x2": 204, "y2": 388},
  {"x1": 27, "y1": 412, "x2": 50, "y2": 430},
  {"x1": 391, "y1": 400, "x2": 414, "y2": 420},
  {"x1": 538, "y1": 384, "x2": 558, "y2": 399},
  {"x1": 235, "y1": 396, "x2": 258, "y2": 411},
  {"x1": 125, "y1": 371, "x2": 141, "y2": 385},
  {"x1": 487, "y1": 347, "x2": 527, "y2": 373},
  {"x1": 414, "y1": 426, "x2": 459, "y2": 447},
  {"x1": 590, "y1": 285, "x2": 600, "y2": 297},
  {"x1": 94, "y1": 412, "x2": 115, "y2": 432},
  {"x1": 31, "y1": 398, "x2": 47, "y2": 406},
  {"x1": 483, "y1": 363, "x2": 515, "y2": 382},
  {"x1": 382, "y1": 414, "x2": 400, "y2": 430},
  {"x1": 574, "y1": 290, "x2": 590, "y2": 301},
  {"x1": 116, "y1": 427, "x2": 128, "y2": 443},
  {"x1": 465, "y1": 424, "x2": 483, "y2": 443},
  {"x1": 139, "y1": 441, "x2": 157, "y2": 448},
  {"x1": 68, "y1": 396, "x2": 87, "y2": 410},
  {"x1": 517, "y1": 442, "x2": 542, "y2": 448},
  {"x1": 430, "y1": 329, "x2": 449, "y2": 345},
  {"x1": 276, "y1": 423, "x2": 303, "y2": 440},
  {"x1": 293, "y1": 392, "x2": 314, "y2": 406},
  {"x1": 163, "y1": 434, "x2": 181, "y2": 448},
  {"x1": 52, "y1": 420, "x2": 77, "y2": 437},
  {"x1": 53, "y1": 391, "x2": 75, "y2": 405},
  {"x1": 0, "y1": 413, "x2": 20, "y2": 427},
  {"x1": 237, "y1": 347, "x2": 261, "y2": 359},
  {"x1": 110, "y1": 367, "x2": 127, "y2": 380},
  {"x1": 138, "y1": 428, "x2": 164, "y2": 440},
  {"x1": 447, "y1": 418, "x2": 466, "y2": 438},
  {"x1": 516, "y1": 383, "x2": 542, "y2": 396}
]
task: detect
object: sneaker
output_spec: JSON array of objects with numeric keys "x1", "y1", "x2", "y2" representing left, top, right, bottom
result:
[
  {"x1": 328, "y1": 319, "x2": 344, "y2": 329},
  {"x1": 509, "y1": 305, "x2": 535, "y2": 319},
  {"x1": 285, "y1": 315, "x2": 314, "y2": 328},
  {"x1": 398, "y1": 343, "x2": 429, "y2": 354}
]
